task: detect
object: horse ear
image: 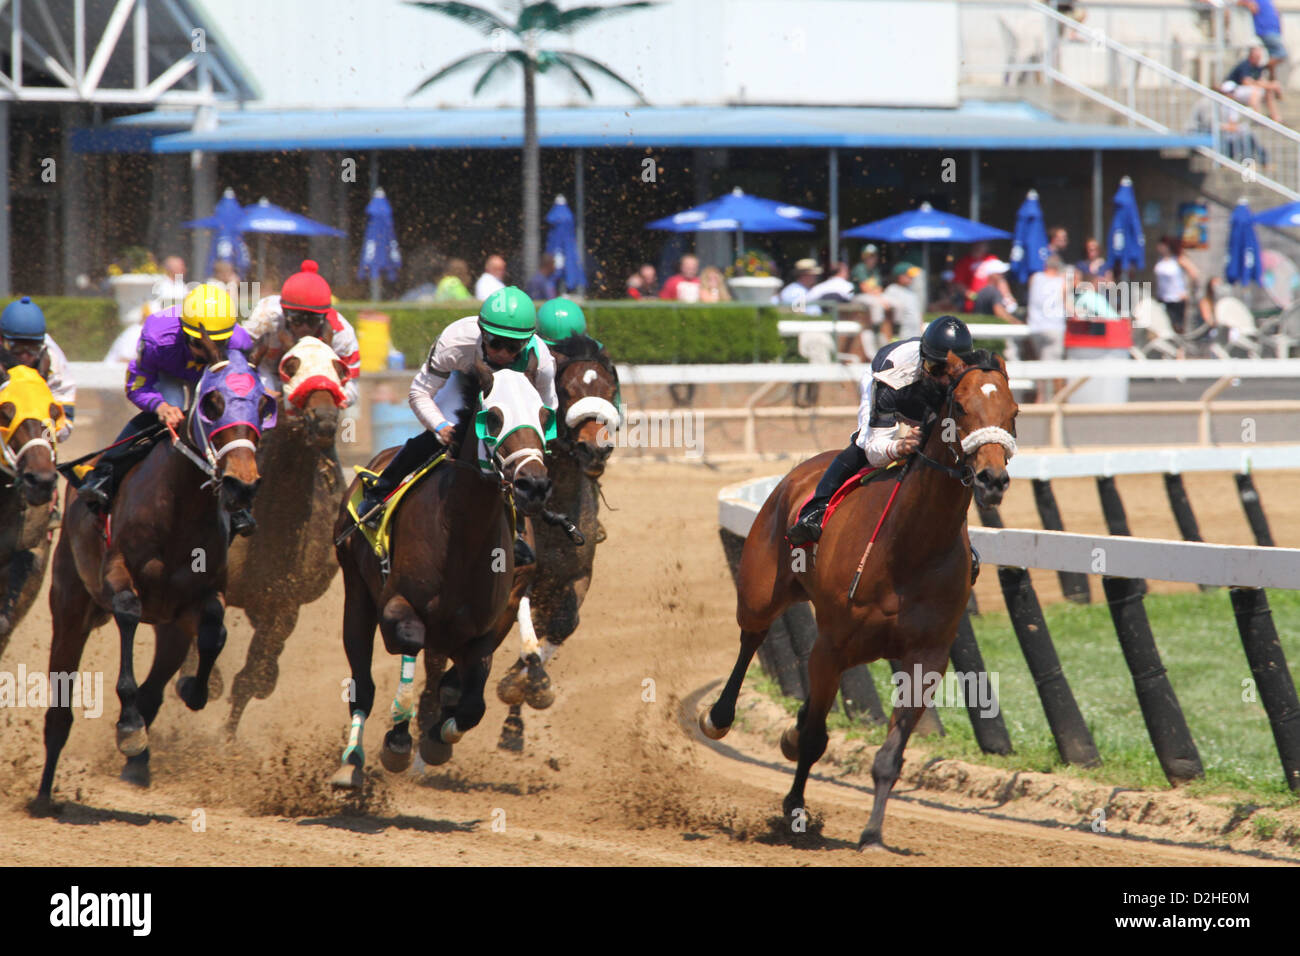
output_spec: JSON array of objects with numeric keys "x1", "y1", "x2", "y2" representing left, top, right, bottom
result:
[
  {"x1": 332, "y1": 359, "x2": 349, "y2": 383},
  {"x1": 249, "y1": 338, "x2": 269, "y2": 368},
  {"x1": 49, "y1": 402, "x2": 60, "y2": 422},
  {"x1": 994, "y1": 352, "x2": 1008, "y2": 375},
  {"x1": 280, "y1": 356, "x2": 300, "y2": 383},
  {"x1": 945, "y1": 350, "x2": 967, "y2": 377},
  {"x1": 198, "y1": 328, "x2": 221, "y2": 364},
  {"x1": 524, "y1": 349, "x2": 539, "y2": 384},
  {"x1": 472, "y1": 355, "x2": 495, "y2": 398},
  {"x1": 0, "y1": 402, "x2": 14, "y2": 428}
]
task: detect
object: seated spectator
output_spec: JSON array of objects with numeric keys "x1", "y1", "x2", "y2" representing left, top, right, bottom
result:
[
  {"x1": 1224, "y1": 43, "x2": 1283, "y2": 122},
  {"x1": 852, "y1": 275, "x2": 894, "y2": 352},
  {"x1": 1215, "y1": 84, "x2": 1268, "y2": 164},
  {"x1": 626, "y1": 263, "x2": 658, "y2": 299},
  {"x1": 953, "y1": 241, "x2": 994, "y2": 309},
  {"x1": 1047, "y1": 226, "x2": 1070, "y2": 264},
  {"x1": 1074, "y1": 237, "x2": 1110, "y2": 285},
  {"x1": 434, "y1": 258, "x2": 473, "y2": 301},
  {"x1": 699, "y1": 265, "x2": 732, "y2": 303},
  {"x1": 808, "y1": 261, "x2": 855, "y2": 303},
  {"x1": 660, "y1": 254, "x2": 701, "y2": 302},
  {"x1": 971, "y1": 263, "x2": 1021, "y2": 324},
  {"x1": 850, "y1": 244, "x2": 881, "y2": 292},
  {"x1": 883, "y1": 263, "x2": 923, "y2": 340},
  {"x1": 1197, "y1": 275, "x2": 1226, "y2": 352},
  {"x1": 524, "y1": 253, "x2": 559, "y2": 301},
  {"x1": 779, "y1": 259, "x2": 824, "y2": 314},
  {"x1": 475, "y1": 254, "x2": 507, "y2": 299},
  {"x1": 1238, "y1": 2, "x2": 1288, "y2": 82}
]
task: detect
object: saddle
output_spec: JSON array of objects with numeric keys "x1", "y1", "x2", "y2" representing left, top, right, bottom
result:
[{"x1": 345, "y1": 453, "x2": 447, "y2": 567}]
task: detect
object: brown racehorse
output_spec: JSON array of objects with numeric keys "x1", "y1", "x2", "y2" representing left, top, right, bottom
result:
[
  {"x1": 0, "y1": 367, "x2": 62, "y2": 659},
  {"x1": 34, "y1": 346, "x2": 271, "y2": 809},
  {"x1": 330, "y1": 356, "x2": 553, "y2": 788},
  {"x1": 495, "y1": 334, "x2": 620, "y2": 750},
  {"x1": 699, "y1": 350, "x2": 1018, "y2": 849},
  {"x1": 225, "y1": 337, "x2": 349, "y2": 734}
]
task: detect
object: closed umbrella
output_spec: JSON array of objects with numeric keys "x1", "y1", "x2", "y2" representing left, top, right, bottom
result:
[
  {"x1": 545, "y1": 195, "x2": 586, "y2": 294},
  {"x1": 358, "y1": 188, "x2": 402, "y2": 301},
  {"x1": 1010, "y1": 190, "x2": 1049, "y2": 284},
  {"x1": 1226, "y1": 198, "x2": 1262, "y2": 288},
  {"x1": 182, "y1": 187, "x2": 250, "y2": 278},
  {"x1": 1105, "y1": 176, "x2": 1146, "y2": 276}
]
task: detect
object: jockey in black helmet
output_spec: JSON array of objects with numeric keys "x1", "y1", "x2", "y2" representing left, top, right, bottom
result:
[{"x1": 786, "y1": 315, "x2": 975, "y2": 546}]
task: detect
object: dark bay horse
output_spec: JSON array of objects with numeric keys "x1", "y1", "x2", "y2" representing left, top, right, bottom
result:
[
  {"x1": 495, "y1": 333, "x2": 620, "y2": 750},
  {"x1": 330, "y1": 356, "x2": 554, "y2": 788},
  {"x1": 700, "y1": 350, "x2": 1018, "y2": 849},
  {"x1": 225, "y1": 336, "x2": 349, "y2": 734},
  {"x1": 35, "y1": 348, "x2": 273, "y2": 808},
  {"x1": 0, "y1": 366, "x2": 64, "y2": 658}
]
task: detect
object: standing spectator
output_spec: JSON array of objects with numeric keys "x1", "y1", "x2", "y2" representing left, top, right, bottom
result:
[
  {"x1": 524, "y1": 253, "x2": 558, "y2": 300},
  {"x1": 475, "y1": 254, "x2": 507, "y2": 300},
  {"x1": 1238, "y1": 2, "x2": 1288, "y2": 81},
  {"x1": 809, "y1": 261, "x2": 855, "y2": 303},
  {"x1": 625, "y1": 263, "x2": 658, "y2": 299},
  {"x1": 1225, "y1": 43, "x2": 1283, "y2": 122},
  {"x1": 954, "y1": 241, "x2": 993, "y2": 295},
  {"x1": 1027, "y1": 256, "x2": 1070, "y2": 401},
  {"x1": 435, "y1": 258, "x2": 473, "y2": 301},
  {"x1": 660, "y1": 253, "x2": 702, "y2": 301},
  {"x1": 779, "y1": 259, "x2": 824, "y2": 313},
  {"x1": 883, "y1": 263, "x2": 923, "y2": 340},
  {"x1": 699, "y1": 266, "x2": 732, "y2": 302},
  {"x1": 154, "y1": 255, "x2": 189, "y2": 309},
  {"x1": 850, "y1": 244, "x2": 881, "y2": 291},
  {"x1": 1047, "y1": 225, "x2": 1070, "y2": 263},
  {"x1": 1074, "y1": 237, "x2": 1110, "y2": 285},
  {"x1": 1154, "y1": 237, "x2": 1200, "y2": 350}
]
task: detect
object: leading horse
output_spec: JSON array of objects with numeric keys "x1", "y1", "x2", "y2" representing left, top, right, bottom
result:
[
  {"x1": 35, "y1": 347, "x2": 273, "y2": 808},
  {"x1": 699, "y1": 350, "x2": 1018, "y2": 849}
]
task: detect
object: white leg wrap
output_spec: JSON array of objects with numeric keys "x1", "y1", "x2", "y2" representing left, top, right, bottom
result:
[
  {"x1": 538, "y1": 640, "x2": 559, "y2": 665},
  {"x1": 517, "y1": 596, "x2": 540, "y2": 660},
  {"x1": 342, "y1": 711, "x2": 365, "y2": 762},
  {"x1": 391, "y1": 654, "x2": 417, "y2": 724}
]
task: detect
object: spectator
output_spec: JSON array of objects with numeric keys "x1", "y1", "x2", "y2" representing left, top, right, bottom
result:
[
  {"x1": 153, "y1": 255, "x2": 188, "y2": 309},
  {"x1": 1225, "y1": 43, "x2": 1283, "y2": 122},
  {"x1": 1197, "y1": 275, "x2": 1226, "y2": 353},
  {"x1": 779, "y1": 259, "x2": 825, "y2": 314},
  {"x1": 1026, "y1": 255, "x2": 1070, "y2": 401},
  {"x1": 809, "y1": 261, "x2": 855, "y2": 303},
  {"x1": 971, "y1": 262, "x2": 1020, "y2": 324},
  {"x1": 475, "y1": 254, "x2": 507, "y2": 300},
  {"x1": 1154, "y1": 237, "x2": 1200, "y2": 350},
  {"x1": 850, "y1": 244, "x2": 881, "y2": 292},
  {"x1": 1237, "y1": 2, "x2": 1288, "y2": 81},
  {"x1": 972, "y1": 257, "x2": 1014, "y2": 298},
  {"x1": 699, "y1": 265, "x2": 732, "y2": 302},
  {"x1": 883, "y1": 263, "x2": 923, "y2": 340},
  {"x1": 435, "y1": 258, "x2": 473, "y2": 301},
  {"x1": 660, "y1": 253, "x2": 702, "y2": 302},
  {"x1": 1074, "y1": 237, "x2": 1110, "y2": 285},
  {"x1": 852, "y1": 275, "x2": 894, "y2": 350},
  {"x1": 626, "y1": 263, "x2": 658, "y2": 299},
  {"x1": 524, "y1": 253, "x2": 559, "y2": 300},
  {"x1": 954, "y1": 241, "x2": 993, "y2": 292},
  {"x1": 1047, "y1": 225, "x2": 1069, "y2": 263}
]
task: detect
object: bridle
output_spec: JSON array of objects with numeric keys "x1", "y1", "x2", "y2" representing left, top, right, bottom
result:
[
  {"x1": 915, "y1": 363, "x2": 1017, "y2": 486},
  {"x1": 0, "y1": 420, "x2": 55, "y2": 482},
  {"x1": 550, "y1": 354, "x2": 620, "y2": 462}
]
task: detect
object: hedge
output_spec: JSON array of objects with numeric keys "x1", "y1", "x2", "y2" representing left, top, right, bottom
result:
[{"x1": 29, "y1": 297, "x2": 122, "y2": 360}]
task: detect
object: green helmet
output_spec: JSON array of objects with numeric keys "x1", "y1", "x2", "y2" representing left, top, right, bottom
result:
[
  {"x1": 478, "y1": 286, "x2": 537, "y2": 340},
  {"x1": 537, "y1": 297, "x2": 587, "y2": 345}
]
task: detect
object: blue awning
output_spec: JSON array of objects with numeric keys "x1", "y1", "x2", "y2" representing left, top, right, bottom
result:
[{"x1": 78, "y1": 102, "x2": 1211, "y2": 154}]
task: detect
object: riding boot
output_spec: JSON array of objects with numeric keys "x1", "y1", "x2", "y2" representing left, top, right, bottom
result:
[
  {"x1": 970, "y1": 546, "x2": 981, "y2": 585},
  {"x1": 786, "y1": 439, "x2": 868, "y2": 545},
  {"x1": 79, "y1": 411, "x2": 159, "y2": 515},
  {"x1": 360, "y1": 430, "x2": 443, "y2": 527}
]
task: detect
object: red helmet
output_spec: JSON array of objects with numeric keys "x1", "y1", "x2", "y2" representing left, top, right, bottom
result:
[{"x1": 280, "y1": 260, "x2": 332, "y2": 313}]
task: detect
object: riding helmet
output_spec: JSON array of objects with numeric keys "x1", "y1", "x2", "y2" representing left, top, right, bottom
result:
[
  {"x1": 280, "y1": 259, "x2": 332, "y2": 314},
  {"x1": 536, "y1": 297, "x2": 587, "y2": 345},
  {"x1": 181, "y1": 283, "x2": 239, "y2": 340},
  {"x1": 920, "y1": 315, "x2": 973, "y2": 363},
  {"x1": 0, "y1": 296, "x2": 47, "y2": 341},
  {"x1": 478, "y1": 286, "x2": 537, "y2": 341}
]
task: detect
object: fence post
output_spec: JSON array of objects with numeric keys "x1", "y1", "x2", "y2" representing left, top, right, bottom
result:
[
  {"x1": 1229, "y1": 587, "x2": 1300, "y2": 793},
  {"x1": 1031, "y1": 478, "x2": 1092, "y2": 604},
  {"x1": 718, "y1": 528, "x2": 805, "y2": 698},
  {"x1": 1096, "y1": 474, "x2": 1146, "y2": 593},
  {"x1": 1101, "y1": 576, "x2": 1205, "y2": 785},
  {"x1": 840, "y1": 664, "x2": 887, "y2": 726},
  {"x1": 997, "y1": 565, "x2": 1102, "y2": 767},
  {"x1": 1163, "y1": 472, "x2": 1212, "y2": 592},
  {"x1": 888, "y1": 660, "x2": 945, "y2": 736},
  {"x1": 952, "y1": 613, "x2": 1013, "y2": 754},
  {"x1": 1234, "y1": 472, "x2": 1275, "y2": 547}
]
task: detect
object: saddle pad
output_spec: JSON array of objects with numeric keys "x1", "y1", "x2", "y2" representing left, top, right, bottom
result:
[
  {"x1": 801, "y1": 458, "x2": 904, "y2": 531},
  {"x1": 346, "y1": 452, "x2": 446, "y2": 560}
]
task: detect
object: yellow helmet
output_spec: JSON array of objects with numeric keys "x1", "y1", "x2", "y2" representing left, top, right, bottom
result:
[{"x1": 181, "y1": 283, "x2": 238, "y2": 340}]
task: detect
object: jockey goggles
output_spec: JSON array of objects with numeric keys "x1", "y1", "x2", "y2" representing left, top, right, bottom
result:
[{"x1": 484, "y1": 334, "x2": 526, "y2": 356}]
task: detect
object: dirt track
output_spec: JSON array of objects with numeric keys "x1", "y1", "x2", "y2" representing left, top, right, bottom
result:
[{"x1": 1, "y1": 461, "x2": 1297, "y2": 866}]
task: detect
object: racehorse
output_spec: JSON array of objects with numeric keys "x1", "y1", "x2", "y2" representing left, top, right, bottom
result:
[
  {"x1": 699, "y1": 350, "x2": 1018, "y2": 849},
  {"x1": 35, "y1": 346, "x2": 273, "y2": 808},
  {"x1": 0, "y1": 366, "x2": 64, "y2": 659},
  {"x1": 225, "y1": 337, "x2": 349, "y2": 734},
  {"x1": 330, "y1": 355, "x2": 554, "y2": 788},
  {"x1": 494, "y1": 334, "x2": 620, "y2": 750}
]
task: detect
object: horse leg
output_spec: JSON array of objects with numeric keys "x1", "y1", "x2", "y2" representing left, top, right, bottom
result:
[
  {"x1": 859, "y1": 645, "x2": 950, "y2": 850},
  {"x1": 781, "y1": 639, "x2": 840, "y2": 822},
  {"x1": 331, "y1": 562, "x2": 377, "y2": 789},
  {"x1": 423, "y1": 647, "x2": 490, "y2": 766},
  {"x1": 497, "y1": 702, "x2": 525, "y2": 752},
  {"x1": 177, "y1": 592, "x2": 226, "y2": 711},
  {"x1": 417, "y1": 652, "x2": 447, "y2": 736},
  {"x1": 104, "y1": 556, "x2": 147, "y2": 758},
  {"x1": 122, "y1": 617, "x2": 194, "y2": 788},
  {"x1": 380, "y1": 653, "x2": 419, "y2": 773},
  {"x1": 496, "y1": 587, "x2": 554, "y2": 712},
  {"x1": 701, "y1": 628, "x2": 769, "y2": 740},
  {"x1": 226, "y1": 603, "x2": 299, "y2": 737}
]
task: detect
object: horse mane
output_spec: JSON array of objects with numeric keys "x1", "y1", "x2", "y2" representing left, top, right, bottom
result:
[
  {"x1": 959, "y1": 348, "x2": 1001, "y2": 371},
  {"x1": 552, "y1": 334, "x2": 618, "y2": 392}
]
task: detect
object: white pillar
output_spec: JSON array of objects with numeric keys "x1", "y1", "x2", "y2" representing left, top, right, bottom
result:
[
  {"x1": 60, "y1": 104, "x2": 89, "y2": 294},
  {"x1": 828, "y1": 148, "x2": 839, "y2": 264},
  {"x1": 1092, "y1": 149, "x2": 1104, "y2": 243},
  {"x1": 574, "y1": 147, "x2": 585, "y2": 293},
  {"x1": 190, "y1": 150, "x2": 216, "y2": 277},
  {"x1": 969, "y1": 149, "x2": 981, "y2": 222},
  {"x1": 0, "y1": 101, "x2": 10, "y2": 297}
]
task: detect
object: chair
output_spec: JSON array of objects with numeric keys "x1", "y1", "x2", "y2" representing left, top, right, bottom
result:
[
  {"x1": 1130, "y1": 297, "x2": 1180, "y2": 359},
  {"x1": 1211, "y1": 296, "x2": 1265, "y2": 358},
  {"x1": 1256, "y1": 301, "x2": 1300, "y2": 356}
]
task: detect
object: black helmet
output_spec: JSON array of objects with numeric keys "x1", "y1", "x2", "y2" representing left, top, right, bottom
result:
[{"x1": 920, "y1": 315, "x2": 972, "y2": 363}]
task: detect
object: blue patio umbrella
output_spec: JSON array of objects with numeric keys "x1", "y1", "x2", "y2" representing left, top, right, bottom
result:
[
  {"x1": 1105, "y1": 176, "x2": 1146, "y2": 275},
  {"x1": 237, "y1": 197, "x2": 345, "y2": 281},
  {"x1": 1251, "y1": 199, "x2": 1300, "y2": 228},
  {"x1": 182, "y1": 187, "x2": 250, "y2": 277},
  {"x1": 1009, "y1": 190, "x2": 1049, "y2": 284},
  {"x1": 358, "y1": 188, "x2": 402, "y2": 299},
  {"x1": 545, "y1": 195, "x2": 586, "y2": 293},
  {"x1": 1227, "y1": 198, "x2": 1262, "y2": 287},
  {"x1": 647, "y1": 187, "x2": 822, "y2": 259}
]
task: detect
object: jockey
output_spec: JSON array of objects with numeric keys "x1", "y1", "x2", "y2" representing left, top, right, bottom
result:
[
  {"x1": 0, "y1": 297, "x2": 75, "y2": 442},
  {"x1": 786, "y1": 315, "x2": 975, "y2": 546},
  {"x1": 357, "y1": 286, "x2": 558, "y2": 546},
  {"x1": 536, "y1": 296, "x2": 588, "y2": 347},
  {"x1": 78, "y1": 283, "x2": 259, "y2": 537},
  {"x1": 244, "y1": 259, "x2": 360, "y2": 407}
]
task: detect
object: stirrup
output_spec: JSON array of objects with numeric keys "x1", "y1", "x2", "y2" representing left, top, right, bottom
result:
[
  {"x1": 786, "y1": 505, "x2": 826, "y2": 546},
  {"x1": 359, "y1": 494, "x2": 385, "y2": 528}
]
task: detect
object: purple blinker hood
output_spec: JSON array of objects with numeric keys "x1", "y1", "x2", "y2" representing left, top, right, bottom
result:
[{"x1": 188, "y1": 350, "x2": 275, "y2": 454}]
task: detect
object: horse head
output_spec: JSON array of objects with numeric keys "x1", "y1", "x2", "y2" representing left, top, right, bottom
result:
[
  {"x1": 278, "y1": 335, "x2": 349, "y2": 449},
  {"x1": 940, "y1": 349, "x2": 1019, "y2": 508},
  {"x1": 190, "y1": 350, "x2": 275, "y2": 520},
  {"x1": 552, "y1": 334, "x2": 619, "y2": 478},
  {"x1": 470, "y1": 354, "x2": 553, "y2": 517},
  {"x1": 0, "y1": 366, "x2": 62, "y2": 507}
]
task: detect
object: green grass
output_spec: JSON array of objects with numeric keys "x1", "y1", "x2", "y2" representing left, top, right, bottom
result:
[{"x1": 752, "y1": 589, "x2": 1300, "y2": 806}]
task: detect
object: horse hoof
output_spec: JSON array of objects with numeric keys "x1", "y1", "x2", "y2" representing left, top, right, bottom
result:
[
  {"x1": 419, "y1": 731, "x2": 454, "y2": 766},
  {"x1": 29, "y1": 793, "x2": 60, "y2": 817},
  {"x1": 380, "y1": 728, "x2": 413, "y2": 773},
  {"x1": 857, "y1": 828, "x2": 884, "y2": 851},
  {"x1": 329, "y1": 763, "x2": 363, "y2": 790},
  {"x1": 495, "y1": 660, "x2": 527, "y2": 706},
  {"x1": 780, "y1": 725, "x2": 800, "y2": 762},
  {"x1": 121, "y1": 751, "x2": 151, "y2": 788},
  {"x1": 523, "y1": 671, "x2": 554, "y2": 710},
  {"x1": 116, "y1": 721, "x2": 148, "y2": 757},
  {"x1": 176, "y1": 676, "x2": 208, "y2": 712},
  {"x1": 699, "y1": 708, "x2": 730, "y2": 740},
  {"x1": 497, "y1": 714, "x2": 524, "y2": 752}
]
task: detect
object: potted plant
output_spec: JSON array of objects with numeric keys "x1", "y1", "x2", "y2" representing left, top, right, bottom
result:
[
  {"x1": 725, "y1": 249, "x2": 781, "y2": 303},
  {"x1": 107, "y1": 247, "x2": 165, "y2": 324}
]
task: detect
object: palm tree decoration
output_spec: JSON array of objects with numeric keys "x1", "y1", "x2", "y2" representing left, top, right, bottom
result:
[{"x1": 407, "y1": 1, "x2": 655, "y2": 281}]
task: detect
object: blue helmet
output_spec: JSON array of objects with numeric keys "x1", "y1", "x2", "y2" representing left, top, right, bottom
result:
[{"x1": 0, "y1": 297, "x2": 46, "y2": 341}]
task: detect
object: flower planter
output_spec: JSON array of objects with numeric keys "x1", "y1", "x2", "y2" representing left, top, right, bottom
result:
[
  {"x1": 108, "y1": 273, "x2": 161, "y2": 325},
  {"x1": 726, "y1": 276, "x2": 781, "y2": 304}
]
